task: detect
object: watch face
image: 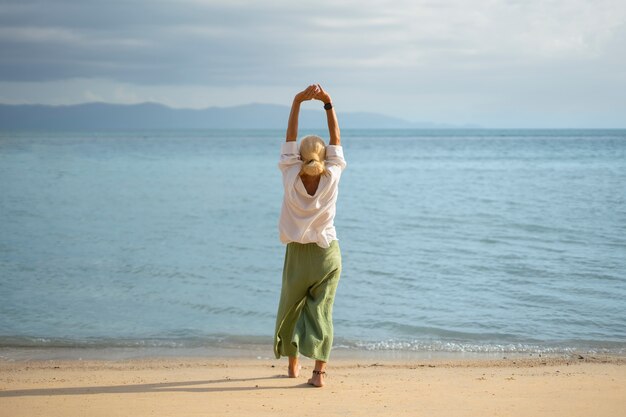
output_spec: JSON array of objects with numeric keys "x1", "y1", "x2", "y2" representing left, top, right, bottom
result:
[{"x1": 324, "y1": 103, "x2": 333, "y2": 110}]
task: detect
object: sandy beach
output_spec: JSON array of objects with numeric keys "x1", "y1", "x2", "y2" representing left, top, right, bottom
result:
[{"x1": 1, "y1": 354, "x2": 624, "y2": 417}]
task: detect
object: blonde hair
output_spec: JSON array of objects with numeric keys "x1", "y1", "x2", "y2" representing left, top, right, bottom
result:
[{"x1": 299, "y1": 135, "x2": 327, "y2": 177}]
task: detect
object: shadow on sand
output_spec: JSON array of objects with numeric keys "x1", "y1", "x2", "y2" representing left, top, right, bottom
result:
[{"x1": 0, "y1": 375, "x2": 315, "y2": 397}]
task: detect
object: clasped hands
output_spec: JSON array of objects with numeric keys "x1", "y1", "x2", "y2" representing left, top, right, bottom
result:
[{"x1": 295, "y1": 84, "x2": 331, "y2": 104}]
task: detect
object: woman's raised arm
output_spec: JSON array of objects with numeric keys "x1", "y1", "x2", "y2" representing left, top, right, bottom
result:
[
  {"x1": 314, "y1": 84, "x2": 340, "y2": 146},
  {"x1": 286, "y1": 85, "x2": 320, "y2": 142}
]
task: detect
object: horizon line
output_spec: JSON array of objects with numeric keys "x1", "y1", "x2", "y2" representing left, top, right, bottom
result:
[{"x1": 1, "y1": 101, "x2": 626, "y2": 129}]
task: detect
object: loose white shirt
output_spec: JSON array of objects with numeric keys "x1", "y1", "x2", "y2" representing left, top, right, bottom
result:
[{"x1": 278, "y1": 141, "x2": 347, "y2": 248}]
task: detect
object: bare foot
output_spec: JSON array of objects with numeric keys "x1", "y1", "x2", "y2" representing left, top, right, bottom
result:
[
  {"x1": 288, "y1": 356, "x2": 301, "y2": 378},
  {"x1": 307, "y1": 370, "x2": 325, "y2": 387},
  {"x1": 288, "y1": 364, "x2": 301, "y2": 378}
]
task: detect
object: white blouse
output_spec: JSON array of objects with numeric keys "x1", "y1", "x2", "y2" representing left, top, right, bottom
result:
[{"x1": 278, "y1": 141, "x2": 347, "y2": 248}]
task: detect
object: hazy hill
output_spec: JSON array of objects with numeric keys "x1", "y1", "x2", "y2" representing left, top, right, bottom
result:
[{"x1": 0, "y1": 102, "x2": 476, "y2": 130}]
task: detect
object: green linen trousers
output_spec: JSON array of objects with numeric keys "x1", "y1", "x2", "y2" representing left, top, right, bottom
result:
[{"x1": 274, "y1": 240, "x2": 342, "y2": 362}]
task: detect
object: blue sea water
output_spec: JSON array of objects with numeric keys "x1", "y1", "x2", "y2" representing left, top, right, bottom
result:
[{"x1": 1, "y1": 129, "x2": 625, "y2": 357}]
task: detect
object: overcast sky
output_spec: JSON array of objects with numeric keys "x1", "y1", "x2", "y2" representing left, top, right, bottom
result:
[{"x1": 1, "y1": 0, "x2": 625, "y2": 127}]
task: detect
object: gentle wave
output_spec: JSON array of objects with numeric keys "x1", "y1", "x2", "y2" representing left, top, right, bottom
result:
[{"x1": 1, "y1": 335, "x2": 623, "y2": 356}]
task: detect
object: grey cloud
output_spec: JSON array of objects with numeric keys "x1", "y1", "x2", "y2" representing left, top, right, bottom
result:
[
  {"x1": 0, "y1": 0, "x2": 377, "y2": 85},
  {"x1": 0, "y1": 0, "x2": 624, "y2": 127}
]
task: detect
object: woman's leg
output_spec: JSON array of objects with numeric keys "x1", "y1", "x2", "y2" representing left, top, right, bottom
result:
[
  {"x1": 299, "y1": 241, "x2": 341, "y2": 387},
  {"x1": 295, "y1": 240, "x2": 342, "y2": 363},
  {"x1": 294, "y1": 266, "x2": 341, "y2": 361},
  {"x1": 288, "y1": 355, "x2": 301, "y2": 378},
  {"x1": 307, "y1": 360, "x2": 327, "y2": 387},
  {"x1": 274, "y1": 243, "x2": 309, "y2": 362}
]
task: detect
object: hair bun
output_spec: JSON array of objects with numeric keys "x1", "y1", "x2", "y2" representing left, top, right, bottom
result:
[
  {"x1": 302, "y1": 159, "x2": 325, "y2": 176},
  {"x1": 299, "y1": 135, "x2": 328, "y2": 177}
]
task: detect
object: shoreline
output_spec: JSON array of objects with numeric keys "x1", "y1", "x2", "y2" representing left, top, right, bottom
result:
[
  {"x1": 2, "y1": 355, "x2": 625, "y2": 417},
  {"x1": 2, "y1": 343, "x2": 625, "y2": 363},
  {"x1": 2, "y1": 351, "x2": 626, "y2": 367}
]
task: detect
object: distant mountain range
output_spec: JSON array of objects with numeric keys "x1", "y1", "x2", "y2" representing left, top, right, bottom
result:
[{"x1": 0, "y1": 102, "x2": 479, "y2": 130}]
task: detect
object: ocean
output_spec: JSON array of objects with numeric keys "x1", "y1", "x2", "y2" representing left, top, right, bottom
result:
[{"x1": 1, "y1": 129, "x2": 625, "y2": 358}]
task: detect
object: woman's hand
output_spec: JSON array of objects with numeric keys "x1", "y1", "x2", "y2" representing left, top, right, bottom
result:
[
  {"x1": 294, "y1": 84, "x2": 321, "y2": 103},
  {"x1": 287, "y1": 84, "x2": 319, "y2": 141},
  {"x1": 313, "y1": 84, "x2": 332, "y2": 104}
]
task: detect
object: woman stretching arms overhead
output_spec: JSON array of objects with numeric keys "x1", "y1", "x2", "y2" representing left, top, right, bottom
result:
[{"x1": 274, "y1": 84, "x2": 347, "y2": 388}]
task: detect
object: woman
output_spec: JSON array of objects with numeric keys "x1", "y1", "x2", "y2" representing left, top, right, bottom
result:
[{"x1": 274, "y1": 84, "x2": 347, "y2": 388}]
